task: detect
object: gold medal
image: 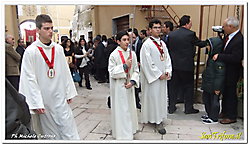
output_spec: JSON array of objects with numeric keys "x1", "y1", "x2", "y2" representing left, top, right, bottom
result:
[{"x1": 47, "y1": 68, "x2": 55, "y2": 78}]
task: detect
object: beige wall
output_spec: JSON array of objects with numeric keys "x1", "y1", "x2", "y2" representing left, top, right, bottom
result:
[
  {"x1": 93, "y1": 6, "x2": 148, "y2": 37},
  {"x1": 18, "y1": 5, "x2": 74, "y2": 43},
  {"x1": 5, "y1": 5, "x2": 19, "y2": 48},
  {"x1": 94, "y1": 5, "x2": 244, "y2": 64}
]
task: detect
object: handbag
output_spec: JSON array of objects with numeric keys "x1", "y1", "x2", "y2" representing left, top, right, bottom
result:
[{"x1": 72, "y1": 70, "x2": 81, "y2": 82}]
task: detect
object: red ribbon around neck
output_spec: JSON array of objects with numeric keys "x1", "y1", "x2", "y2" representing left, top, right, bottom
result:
[
  {"x1": 150, "y1": 37, "x2": 164, "y2": 55},
  {"x1": 37, "y1": 46, "x2": 55, "y2": 69}
]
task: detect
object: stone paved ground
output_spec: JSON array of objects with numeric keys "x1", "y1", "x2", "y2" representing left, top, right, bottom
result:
[{"x1": 70, "y1": 76, "x2": 245, "y2": 143}]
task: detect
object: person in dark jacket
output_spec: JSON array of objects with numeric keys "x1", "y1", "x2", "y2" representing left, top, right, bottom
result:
[
  {"x1": 212, "y1": 17, "x2": 243, "y2": 124},
  {"x1": 93, "y1": 36, "x2": 108, "y2": 83},
  {"x1": 5, "y1": 78, "x2": 37, "y2": 139},
  {"x1": 201, "y1": 37, "x2": 225, "y2": 124},
  {"x1": 167, "y1": 15, "x2": 207, "y2": 114},
  {"x1": 16, "y1": 39, "x2": 26, "y2": 71}
]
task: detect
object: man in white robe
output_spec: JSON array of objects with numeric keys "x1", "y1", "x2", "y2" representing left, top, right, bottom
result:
[
  {"x1": 140, "y1": 19, "x2": 172, "y2": 135},
  {"x1": 19, "y1": 14, "x2": 79, "y2": 140},
  {"x1": 108, "y1": 31, "x2": 139, "y2": 140}
]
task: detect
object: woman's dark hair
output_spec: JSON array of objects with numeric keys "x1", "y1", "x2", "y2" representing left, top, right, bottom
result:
[
  {"x1": 179, "y1": 15, "x2": 191, "y2": 27},
  {"x1": 61, "y1": 38, "x2": 74, "y2": 49},
  {"x1": 116, "y1": 31, "x2": 129, "y2": 41},
  {"x1": 149, "y1": 19, "x2": 161, "y2": 28},
  {"x1": 78, "y1": 38, "x2": 87, "y2": 48},
  {"x1": 102, "y1": 35, "x2": 107, "y2": 42}
]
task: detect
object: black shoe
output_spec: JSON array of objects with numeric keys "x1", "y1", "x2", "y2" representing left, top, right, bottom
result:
[
  {"x1": 107, "y1": 96, "x2": 111, "y2": 108},
  {"x1": 98, "y1": 81, "x2": 106, "y2": 83},
  {"x1": 86, "y1": 87, "x2": 92, "y2": 90},
  {"x1": 136, "y1": 103, "x2": 141, "y2": 109},
  {"x1": 168, "y1": 106, "x2": 177, "y2": 114},
  {"x1": 184, "y1": 109, "x2": 199, "y2": 114},
  {"x1": 156, "y1": 122, "x2": 166, "y2": 135},
  {"x1": 202, "y1": 118, "x2": 218, "y2": 124},
  {"x1": 79, "y1": 84, "x2": 83, "y2": 87},
  {"x1": 201, "y1": 115, "x2": 209, "y2": 120}
]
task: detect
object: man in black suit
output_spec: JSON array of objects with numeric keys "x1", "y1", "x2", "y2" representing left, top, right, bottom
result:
[
  {"x1": 167, "y1": 15, "x2": 207, "y2": 114},
  {"x1": 213, "y1": 17, "x2": 243, "y2": 124},
  {"x1": 93, "y1": 36, "x2": 108, "y2": 83},
  {"x1": 161, "y1": 21, "x2": 173, "y2": 48},
  {"x1": 16, "y1": 39, "x2": 26, "y2": 71}
]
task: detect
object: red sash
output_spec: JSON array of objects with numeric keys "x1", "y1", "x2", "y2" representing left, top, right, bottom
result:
[
  {"x1": 37, "y1": 46, "x2": 55, "y2": 69},
  {"x1": 118, "y1": 50, "x2": 132, "y2": 73},
  {"x1": 150, "y1": 37, "x2": 164, "y2": 55}
]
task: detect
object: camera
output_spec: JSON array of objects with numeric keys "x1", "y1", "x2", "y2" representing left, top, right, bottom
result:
[{"x1": 212, "y1": 26, "x2": 224, "y2": 33}]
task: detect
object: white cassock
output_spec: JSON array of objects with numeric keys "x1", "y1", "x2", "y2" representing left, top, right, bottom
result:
[
  {"x1": 140, "y1": 36, "x2": 172, "y2": 124},
  {"x1": 19, "y1": 39, "x2": 80, "y2": 140},
  {"x1": 108, "y1": 46, "x2": 139, "y2": 140}
]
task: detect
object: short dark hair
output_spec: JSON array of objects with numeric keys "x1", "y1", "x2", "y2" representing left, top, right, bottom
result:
[
  {"x1": 179, "y1": 15, "x2": 191, "y2": 27},
  {"x1": 149, "y1": 19, "x2": 161, "y2": 28},
  {"x1": 35, "y1": 14, "x2": 52, "y2": 29},
  {"x1": 116, "y1": 31, "x2": 129, "y2": 41},
  {"x1": 128, "y1": 28, "x2": 139, "y2": 37},
  {"x1": 140, "y1": 29, "x2": 147, "y2": 37},
  {"x1": 17, "y1": 39, "x2": 23, "y2": 43},
  {"x1": 102, "y1": 35, "x2": 107, "y2": 41},
  {"x1": 164, "y1": 21, "x2": 174, "y2": 31}
]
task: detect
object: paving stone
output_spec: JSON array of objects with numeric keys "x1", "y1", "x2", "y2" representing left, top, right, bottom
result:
[
  {"x1": 92, "y1": 121, "x2": 111, "y2": 134},
  {"x1": 99, "y1": 104, "x2": 110, "y2": 109},
  {"x1": 75, "y1": 112, "x2": 91, "y2": 125},
  {"x1": 134, "y1": 132, "x2": 162, "y2": 140},
  {"x1": 104, "y1": 135, "x2": 114, "y2": 140},
  {"x1": 84, "y1": 133, "x2": 106, "y2": 140},
  {"x1": 172, "y1": 119, "x2": 205, "y2": 126},
  {"x1": 162, "y1": 133, "x2": 179, "y2": 140},
  {"x1": 177, "y1": 125, "x2": 211, "y2": 136},
  {"x1": 141, "y1": 123, "x2": 157, "y2": 133},
  {"x1": 79, "y1": 104, "x2": 100, "y2": 109},
  {"x1": 87, "y1": 113, "x2": 110, "y2": 121},
  {"x1": 179, "y1": 134, "x2": 204, "y2": 140},
  {"x1": 78, "y1": 119, "x2": 100, "y2": 139},
  {"x1": 88, "y1": 99, "x2": 107, "y2": 105},
  {"x1": 85, "y1": 108, "x2": 110, "y2": 114},
  {"x1": 72, "y1": 108, "x2": 86, "y2": 118}
]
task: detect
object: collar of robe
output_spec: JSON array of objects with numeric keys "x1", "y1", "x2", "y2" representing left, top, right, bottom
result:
[
  {"x1": 37, "y1": 39, "x2": 55, "y2": 50},
  {"x1": 117, "y1": 46, "x2": 131, "y2": 52}
]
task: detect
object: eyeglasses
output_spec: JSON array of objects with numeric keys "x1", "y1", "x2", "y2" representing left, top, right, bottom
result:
[{"x1": 152, "y1": 26, "x2": 161, "y2": 29}]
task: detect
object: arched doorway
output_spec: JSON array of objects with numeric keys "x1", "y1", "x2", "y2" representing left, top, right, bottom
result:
[{"x1": 19, "y1": 19, "x2": 36, "y2": 47}]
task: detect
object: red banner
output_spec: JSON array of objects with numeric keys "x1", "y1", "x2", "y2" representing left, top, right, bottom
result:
[{"x1": 25, "y1": 29, "x2": 36, "y2": 42}]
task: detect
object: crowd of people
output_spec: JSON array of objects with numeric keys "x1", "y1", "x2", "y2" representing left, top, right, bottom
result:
[{"x1": 5, "y1": 14, "x2": 243, "y2": 140}]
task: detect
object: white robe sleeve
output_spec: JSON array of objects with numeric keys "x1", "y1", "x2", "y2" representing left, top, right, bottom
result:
[
  {"x1": 108, "y1": 52, "x2": 127, "y2": 79},
  {"x1": 163, "y1": 43, "x2": 172, "y2": 78},
  {"x1": 140, "y1": 43, "x2": 162, "y2": 84},
  {"x1": 130, "y1": 51, "x2": 139, "y2": 88},
  {"x1": 19, "y1": 49, "x2": 45, "y2": 110},
  {"x1": 59, "y1": 47, "x2": 78, "y2": 100}
]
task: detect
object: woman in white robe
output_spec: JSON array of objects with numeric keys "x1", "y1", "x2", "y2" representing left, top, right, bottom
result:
[{"x1": 108, "y1": 31, "x2": 139, "y2": 140}]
